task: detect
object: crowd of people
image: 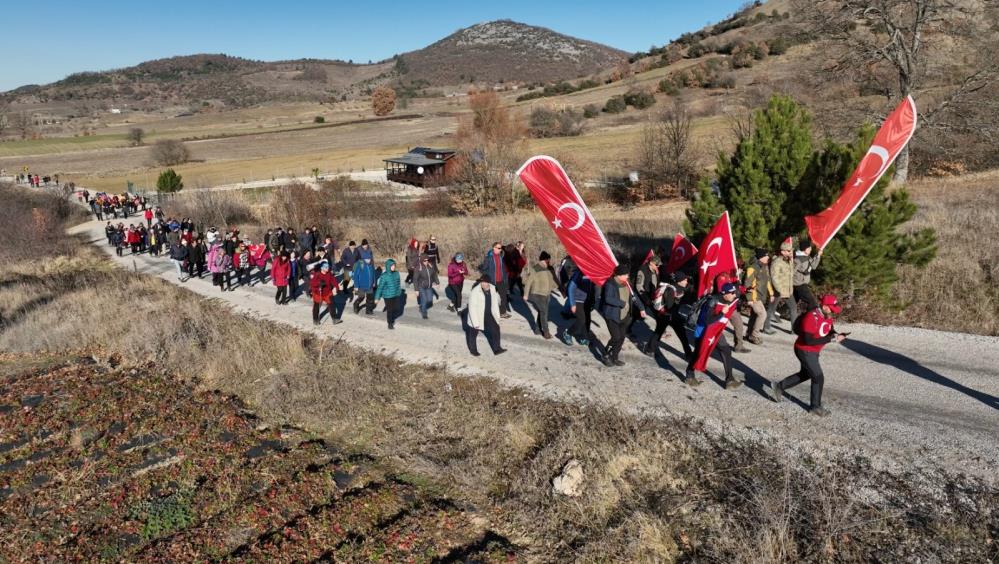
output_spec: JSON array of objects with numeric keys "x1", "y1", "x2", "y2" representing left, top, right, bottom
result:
[{"x1": 93, "y1": 197, "x2": 845, "y2": 417}]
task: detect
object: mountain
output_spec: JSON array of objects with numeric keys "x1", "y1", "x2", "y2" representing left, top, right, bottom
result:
[
  {"x1": 1, "y1": 21, "x2": 626, "y2": 110},
  {"x1": 395, "y1": 20, "x2": 628, "y2": 87}
]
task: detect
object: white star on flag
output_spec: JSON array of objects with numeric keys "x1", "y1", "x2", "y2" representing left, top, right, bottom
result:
[
  {"x1": 553, "y1": 218, "x2": 562, "y2": 229},
  {"x1": 708, "y1": 336, "x2": 715, "y2": 345}
]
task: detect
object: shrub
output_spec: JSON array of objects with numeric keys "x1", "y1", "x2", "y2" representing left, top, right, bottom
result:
[
  {"x1": 768, "y1": 37, "x2": 790, "y2": 56},
  {"x1": 371, "y1": 86, "x2": 396, "y2": 116},
  {"x1": 156, "y1": 169, "x2": 183, "y2": 193},
  {"x1": 603, "y1": 96, "x2": 627, "y2": 114},
  {"x1": 687, "y1": 43, "x2": 710, "y2": 58},
  {"x1": 583, "y1": 104, "x2": 601, "y2": 119},
  {"x1": 151, "y1": 139, "x2": 190, "y2": 166},
  {"x1": 127, "y1": 127, "x2": 144, "y2": 146},
  {"x1": 707, "y1": 73, "x2": 737, "y2": 89},
  {"x1": 313, "y1": 116, "x2": 325, "y2": 123},
  {"x1": 658, "y1": 78, "x2": 680, "y2": 95},
  {"x1": 530, "y1": 107, "x2": 585, "y2": 137},
  {"x1": 624, "y1": 89, "x2": 657, "y2": 109}
]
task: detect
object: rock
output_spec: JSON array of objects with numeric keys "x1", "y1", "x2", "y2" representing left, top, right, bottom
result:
[{"x1": 552, "y1": 459, "x2": 584, "y2": 497}]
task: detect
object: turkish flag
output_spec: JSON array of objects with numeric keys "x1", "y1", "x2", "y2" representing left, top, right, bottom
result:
[
  {"x1": 692, "y1": 299, "x2": 738, "y2": 371},
  {"x1": 665, "y1": 233, "x2": 698, "y2": 274},
  {"x1": 696, "y1": 211, "x2": 738, "y2": 298},
  {"x1": 806, "y1": 95, "x2": 917, "y2": 250},
  {"x1": 517, "y1": 156, "x2": 618, "y2": 286}
]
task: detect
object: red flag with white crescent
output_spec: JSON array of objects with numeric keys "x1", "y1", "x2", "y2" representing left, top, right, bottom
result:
[
  {"x1": 696, "y1": 211, "x2": 738, "y2": 298},
  {"x1": 692, "y1": 299, "x2": 738, "y2": 371},
  {"x1": 805, "y1": 96, "x2": 917, "y2": 250},
  {"x1": 665, "y1": 233, "x2": 698, "y2": 274},
  {"x1": 517, "y1": 156, "x2": 618, "y2": 286}
]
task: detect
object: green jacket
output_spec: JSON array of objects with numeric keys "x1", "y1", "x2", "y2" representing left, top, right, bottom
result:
[
  {"x1": 770, "y1": 256, "x2": 793, "y2": 296},
  {"x1": 523, "y1": 262, "x2": 558, "y2": 298},
  {"x1": 374, "y1": 259, "x2": 402, "y2": 300},
  {"x1": 743, "y1": 259, "x2": 774, "y2": 302}
]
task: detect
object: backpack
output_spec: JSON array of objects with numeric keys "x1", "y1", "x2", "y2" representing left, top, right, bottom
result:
[
  {"x1": 792, "y1": 309, "x2": 812, "y2": 337},
  {"x1": 683, "y1": 294, "x2": 715, "y2": 333}
]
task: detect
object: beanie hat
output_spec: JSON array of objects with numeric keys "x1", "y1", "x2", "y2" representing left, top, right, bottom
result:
[
  {"x1": 799, "y1": 238, "x2": 812, "y2": 251},
  {"x1": 613, "y1": 263, "x2": 630, "y2": 276},
  {"x1": 455, "y1": 253, "x2": 464, "y2": 262},
  {"x1": 672, "y1": 271, "x2": 689, "y2": 283},
  {"x1": 478, "y1": 274, "x2": 492, "y2": 284},
  {"x1": 539, "y1": 251, "x2": 551, "y2": 262},
  {"x1": 755, "y1": 248, "x2": 768, "y2": 260}
]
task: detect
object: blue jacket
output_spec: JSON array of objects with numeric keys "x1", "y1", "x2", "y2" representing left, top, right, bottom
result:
[
  {"x1": 600, "y1": 277, "x2": 632, "y2": 322},
  {"x1": 479, "y1": 249, "x2": 507, "y2": 284},
  {"x1": 352, "y1": 260, "x2": 376, "y2": 291},
  {"x1": 566, "y1": 271, "x2": 593, "y2": 307}
]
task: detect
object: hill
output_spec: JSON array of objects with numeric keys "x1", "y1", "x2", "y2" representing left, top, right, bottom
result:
[{"x1": 0, "y1": 21, "x2": 626, "y2": 110}]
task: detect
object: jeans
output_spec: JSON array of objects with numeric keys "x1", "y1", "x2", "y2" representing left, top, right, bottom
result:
[
  {"x1": 604, "y1": 317, "x2": 629, "y2": 361},
  {"x1": 528, "y1": 294, "x2": 550, "y2": 335},
  {"x1": 779, "y1": 348, "x2": 825, "y2": 408},
  {"x1": 418, "y1": 287, "x2": 434, "y2": 316},
  {"x1": 172, "y1": 259, "x2": 185, "y2": 278}
]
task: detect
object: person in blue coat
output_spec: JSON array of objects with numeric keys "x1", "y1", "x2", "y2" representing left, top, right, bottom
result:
[{"x1": 352, "y1": 256, "x2": 377, "y2": 315}]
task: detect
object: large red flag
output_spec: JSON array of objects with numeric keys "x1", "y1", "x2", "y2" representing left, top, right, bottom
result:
[
  {"x1": 696, "y1": 211, "x2": 738, "y2": 298},
  {"x1": 692, "y1": 299, "x2": 739, "y2": 371},
  {"x1": 806, "y1": 96, "x2": 917, "y2": 250},
  {"x1": 517, "y1": 156, "x2": 618, "y2": 286},
  {"x1": 665, "y1": 233, "x2": 698, "y2": 274}
]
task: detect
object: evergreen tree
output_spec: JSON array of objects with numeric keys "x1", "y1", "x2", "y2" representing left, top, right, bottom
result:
[
  {"x1": 684, "y1": 181, "x2": 727, "y2": 242},
  {"x1": 156, "y1": 169, "x2": 183, "y2": 193}
]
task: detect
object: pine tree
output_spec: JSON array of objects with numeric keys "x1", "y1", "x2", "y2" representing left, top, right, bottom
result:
[
  {"x1": 684, "y1": 181, "x2": 727, "y2": 242},
  {"x1": 156, "y1": 169, "x2": 183, "y2": 193}
]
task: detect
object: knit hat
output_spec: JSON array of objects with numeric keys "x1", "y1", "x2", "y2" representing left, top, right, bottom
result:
[
  {"x1": 755, "y1": 248, "x2": 768, "y2": 260},
  {"x1": 539, "y1": 251, "x2": 551, "y2": 262},
  {"x1": 672, "y1": 271, "x2": 689, "y2": 283},
  {"x1": 780, "y1": 237, "x2": 793, "y2": 252},
  {"x1": 613, "y1": 263, "x2": 630, "y2": 276},
  {"x1": 799, "y1": 238, "x2": 812, "y2": 251},
  {"x1": 478, "y1": 274, "x2": 492, "y2": 284},
  {"x1": 455, "y1": 253, "x2": 464, "y2": 262}
]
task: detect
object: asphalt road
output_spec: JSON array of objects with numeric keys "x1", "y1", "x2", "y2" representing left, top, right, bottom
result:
[{"x1": 74, "y1": 219, "x2": 999, "y2": 481}]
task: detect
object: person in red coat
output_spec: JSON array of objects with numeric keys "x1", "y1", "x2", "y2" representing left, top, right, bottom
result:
[
  {"x1": 143, "y1": 207, "x2": 153, "y2": 228},
  {"x1": 768, "y1": 294, "x2": 845, "y2": 416},
  {"x1": 310, "y1": 262, "x2": 342, "y2": 325},
  {"x1": 271, "y1": 252, "x2": 291, "y2": 305}
]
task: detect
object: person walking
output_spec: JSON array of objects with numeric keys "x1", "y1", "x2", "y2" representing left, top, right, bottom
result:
[
  {"x1": 213, "y1": 244, "x2": 233, "y2": 291},
  {"x1": 767, "y1": 238, "x2": 797, "y2": 330},
  {"x1": 351, "y1": 255, "x2": 377, "y2": 315},
  {"x1": 523, "y1": 251, "x2": 559, "y2": 339},
  {"x1": 340, "y1": 241, "x2": 358, "y2": 293},
  {"x1": 643, "y1": 271, "x2": 690, "y2": 359},
  {"x1": 446, "y1": 253, "x2": 469, "y2": 312},
  {"x1": 713, "y1": 271, "x2": 751, "y2": 353},
  {"x1": 310, "y1": 262, "x2": 342, "y2": 325},
  {"x1": 288, "y1": 250, "x2": 301, "y2": 301},
  {"x1": 685, "y1": 282, "x2": 741, "y2": 388},
  {"x1": 480, "y1": 242, "x2": 511, "y2": 318},
  {"x1": 412, "y1": 254, "x2": 437, "y2": 319},
  {"x1": 466, "y1": 275, "x2": 506, "y2": 356},
  {"x1": 374, "y1": 259, "x2": 403, "y2": 329},
  {"x1": 794, "y1": 239, "x2": 822, "y2": 312},
  {"x1": 422, "y1": 235, "x2": 441, "y2": 279},
  {"x1": 743, "y1": 249, "x2": 774, "y2": 345},
  {"x1": 235, "y1": 243, "x2": 251, "y2": 288},
  {"x1": 170, "y1": 239, "x2": 190, "y2": 282},
  {"x1": 562, "y1": 269, "x2": 595, "y2": 347},
  {"x1": 272, "y1": 252, "x2": 292, "y2": 305},
  {"x1": 144, "y1": 207, "x2": 153, "y2": 229},
  {"x1": 599, "y1": 264, "x2": 644, "y2": 367},
  {"x1": 405, "y1": 238, "x2": 421, "y2": 286},
  {"x1": 192, "y1": 236, "x2": 207, "y2": 279},
  {"x1": 768, "y1": 294, "x2": 845, "y2": 416},
  {"x1": 505, "y1": 241, "x2": 527, "y2": 297}
]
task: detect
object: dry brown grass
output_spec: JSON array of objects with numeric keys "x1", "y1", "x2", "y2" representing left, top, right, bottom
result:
[{"x1": 0, "y1": 246, "x2": 994, "y2": 561}]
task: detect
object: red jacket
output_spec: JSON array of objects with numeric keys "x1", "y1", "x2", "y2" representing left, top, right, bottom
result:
[
  {"x1": 794, "y1": 309, "x2": 836, "y2": 353},
  {"x1": 144, "y1": 209, "x2": 153, "y2": 220},
  {"x1": 310, "y1": 270, "x2": 339, "y2": 302},
  {"x1": 271, "y1": 258, "x2": 291, "y2": 287},
  {"x1": 126, "y1": 230, "x2": 140, "y2": 244}
]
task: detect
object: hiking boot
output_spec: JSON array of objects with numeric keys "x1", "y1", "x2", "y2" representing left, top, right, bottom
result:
[
  {"x1": 447, "y1": 304, "x2": 455, "y2": 312},
  {"x1": 613, "y1": 358, "x2": 625, "y2": 367},
  {"x1": 724, "y1": 377, "x2": 743, "y2": 390},
  {"x1": 561, "y1": 332, "x2": 573, "y2": 346},
  {"x1": 365, "y1": 310, "x2": 374, "y2": 316},
  {"x1": 577, "y1": 338, "x2": 589, "y2": 346},
  {"x1": 421, "y1": 313, "x2": 428, "y2": 320},
  {"x1": 470, "y1": 350, "x2": 480, "y2": 356},
  {"x1": 768, "y1": 381, "x2": 784, "y2": 403},
  {"x1": 811, "y1": 406, "x2": 831, "y2": 417},
  {"x1": 602, "y1": 356, "x2": 615, "y2": 367},
  {"x1": 685, "y1": 374, "x2": 701, "y2": 387},
  {"x1": 332, "y1": 319, "x2": 343, "y2": 325},
  {"x1": 746, "y1": 335, "x2": 762, "y2": 345},
  {"x1": 642, "y1": 343, "x2": 657, "y2": 357},
  {"x1": 313, "y1": 320, "x2": 320, "y2": 326},
  {"x1": 494, "y1": 348, "x2": 508, "y2": 355},
  {"x1": 734, "y1": 345, "x2": 751, "y2": 353}
]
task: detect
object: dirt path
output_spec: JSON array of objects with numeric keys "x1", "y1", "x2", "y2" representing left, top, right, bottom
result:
[{"x1": 73, "y1": 219, "x2": 999, "y2": 481}]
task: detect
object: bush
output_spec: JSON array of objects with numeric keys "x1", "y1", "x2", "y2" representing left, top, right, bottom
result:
[
  {"x1": 768, "y1": 37, "x2": 790, "y2": 56},
  {"x1": 707, "y1": 73, "x2": 737, "y2": 89},
  {"x1": 658, "y1": 78, "x2": 680, "y2": 95},
  {"x1": 603, "y1": 96, "x2": 627, "y2": 114},
  {"x1": 624, "y1": 89, "x2": 657, "y2": 109},
  {"x1": 313, "y1": 116, "x2": 325, "y2": 123},
  {"x1": 687, "y1": 43, "x2": 710, "y2": 58},
  {"x1": 530, "y1": 107, "x2": 585, "y2": 137},
  {"x1": 0, "y1": 183, "x2": 76, "y2": 262},
  {"x1": 166, "y1": 190, "x2": 255, "y2": 230},
  {"x1": 156, "y1": 169, "x2": 183, "y2": 193},
  {"x1": 583, "y1": 104, "x2": 601, "y2": 119},
  {"x1": 371, "y1": 86, "x2": 396, "y2": 116},
  {"x1": 127, "y1": 127, "x2": 144, "y2": 146},
  {"x1": 151, "y1": 139, "x2": 190, "y2": 166}
]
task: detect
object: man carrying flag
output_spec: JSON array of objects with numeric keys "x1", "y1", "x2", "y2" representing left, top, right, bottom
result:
[{"x1": 685, "y1": 282, "x2": 741, "y2": 388}]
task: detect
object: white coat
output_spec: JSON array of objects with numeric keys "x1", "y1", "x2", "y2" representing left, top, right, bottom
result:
[{"x1": 467, "y1": 283, "x2": 500, "y2": 330}]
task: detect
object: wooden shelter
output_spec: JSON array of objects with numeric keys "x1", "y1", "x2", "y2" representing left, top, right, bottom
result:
[{"x1": 384, "y1": 147, "x2": 457, "y2": 187}]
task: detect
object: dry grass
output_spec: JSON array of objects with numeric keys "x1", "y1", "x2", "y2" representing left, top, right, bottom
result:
[{"x1": 1, "y1": 247, "x2": 993, "y2": 561}]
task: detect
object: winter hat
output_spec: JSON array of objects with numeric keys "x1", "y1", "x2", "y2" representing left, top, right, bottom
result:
[
  {"x1": 820, "y1": 294, "x2": 842, "y2": 314},
  {"x1": 799, "y1": 238, "x2": 812, "y2": 251},
  {"x1": 755, "y1": 248, "x2": 768, "y2": 260},
  {"x1": 320, "y1": 262, "x2": 330, "y2": 270},
  {"x1": 780, "y1": 237, "x2": 793, "y2": 252},
  {"x1": 539, "y1": 251, "x2": 551, "y2": 262},
  {"x1": 455, "y1": 253, "x2": 464, "y2": 262},
  {"x1": 478, "y1": 274, "x2": 492, "y2": 284},
  {"x1": 613, "y1": 263, "x2": 630, "y2": 276},
  {"x1": 672, "y1": 272, "x2": 689, "y2": 283}
]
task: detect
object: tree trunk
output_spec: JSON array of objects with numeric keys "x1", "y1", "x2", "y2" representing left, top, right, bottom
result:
[{"x1": 893, "y1": 145, "x2": 910, "y2": 184}]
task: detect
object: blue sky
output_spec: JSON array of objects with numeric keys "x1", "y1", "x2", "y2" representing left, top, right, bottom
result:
[{"x1": 1, "y1": 0, "x2": 748, "y2": 92}]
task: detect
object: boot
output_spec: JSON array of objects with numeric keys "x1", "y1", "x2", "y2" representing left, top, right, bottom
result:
[
  {"x1": 724, "y1": 376, "x2": 742, "y2": 390},
  {"x1": 811, "y1": 406, "x2": 831, "y2": 417},
  {"x1": 685, "y1": 369, "x2": 701, "y2": 387},
  {"x1": 643, "y1": 338, "x2": 657, "y2": 357},
  {"x1": 768, "y1": 381, "x2": 784, "y2": 402}
]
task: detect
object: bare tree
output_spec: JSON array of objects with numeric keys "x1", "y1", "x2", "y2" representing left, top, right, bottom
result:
[
  {"x1": 638, "y1": 99, "x2": 698, "y2": 199},
  {"x1": 0, "y1": 103, "x2": 8, "y2": 137},
  {"x1": 9, "y1": 112, "x2": 33, "y2": 139},
  {"x1": 151, "y1": 139, "x2": 191, "y2": 166},
  {"x1": 803, "y1": 0, "x2": 999, "y2": 181},
  {"x1": 127, "y1": 127, "x2": 144, "y2": 146}
]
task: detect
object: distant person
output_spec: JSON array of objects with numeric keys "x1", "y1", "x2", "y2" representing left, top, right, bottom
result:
[
  {"x1": 742, "y1": 248, "x2": 774, "y2": 345},
  {"x1": 480, "y1": 242, "x2": 511, "y2": 318},
  {"x1": 351, "y1": 255, "x2": 377, "y2": 315},
  {"x1": 422, "y1": 235, "x2": 441, "y2": 279},
  {"x1": 562, "y1": 269, "x2": 596, "y2": 347},
  {"x1": 405, "y1": 238, "x2": 421, "y2": 285},
  {"x1": 523, "y1": 251, "x2": 559, "y2": 339},
  {"x1": 643, "y1": 271, "x2": 692, "y2": 360},
  {"x1": 446, "y1": 253, "x2": 470, "y2": 312},
  {"x1": 767, "y1": 238, "x2": 796, "y2": 329},
  {"x1": 340, "y1": 241, "x2": 358, "y2": 292},
  {"x1": 794, "y1": 239, "x2": 823, "y2": 311},
  {"x1": 170, "y1": 238, "x2": 190, "y2": 282},
  {"x1": 505, "y1": 241, "x2": 527, "y2": 296},
  {"x1": 272, "y1": 252, "x2": 292, "y2": 305},
  {"x1": 412, "y1": 254, "x2": 438, "y2": 319},
  {"x1": 310, "y1": 262, "x2": 342, "y2": 325},
  {"x1": 769, "y1": 294, "x2": 845, "y2": 417},
  {"x1": 374, "y1": 259, "x2": 403, "y2": 329},
  {"x1": 466, "y1": 275, "x2": 506, "y2": 356},
  {"x1": 599, "y1": 263, "x2": 644, "y2": 367}
]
